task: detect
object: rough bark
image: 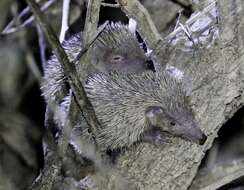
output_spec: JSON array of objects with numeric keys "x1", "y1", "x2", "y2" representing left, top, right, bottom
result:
[
  {"x1": 190, "y1": 159, "x2": 244, "y2": 190},
  {"x1": 106, "y1": 1, "x2": 244, "y2": 189}
]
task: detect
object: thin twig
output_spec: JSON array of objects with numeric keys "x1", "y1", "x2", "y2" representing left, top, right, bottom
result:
[
  {"x1": 73, "y1": 0, "x2": 102, "y2": 136},
  {"x1": 36, "y1": 24, "x2": 47, "y2": 69},
  {"x1": 165, "y1": 1, "x2": 217, "y2": 41},
  {"x1": 82, "y1": 0, "x2": 101, "y2": 46},
  {"x1": 116, "y1": 0, "x2": 163, "y2": 49},
  {"x1": 116, "y1": 0, "x2": 217, "y2": 68},
  {"x1": 101, "y1": 2, "x2": 120, "y2": 8},
  {"x1": 2, "y1": 0, "x2": 56, "y2": 35},
  {"x1": 73, "y1": 21, "x2": 108, "y2": 63},
  {"x1": 116, "y1": 0, "x2": 165, "y2": 68},
  {"x1": 24, "y1": 0, "x2": 100, "y2": 142},
  {"x1": 25, "y1": 0, "x2": 103, "y2": 189},
  {"x1": 59, "y1": 0, "x2": 71, "y2": 42},
  {"x1": 26, "y1": 52, "x2": 42, "y2": 81}
]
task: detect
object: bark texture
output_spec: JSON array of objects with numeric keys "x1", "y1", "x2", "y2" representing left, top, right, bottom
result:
[{"x1": 105, "y1": 1, "x2": 244, "y2": 189}]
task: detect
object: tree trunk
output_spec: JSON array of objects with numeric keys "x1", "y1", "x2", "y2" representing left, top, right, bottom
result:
[{"x1": 106, "y1": 1, "x2": 244, "y2": 189}]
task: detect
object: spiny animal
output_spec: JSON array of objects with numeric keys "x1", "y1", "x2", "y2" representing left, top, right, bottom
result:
[
  {"x1": 41, "y1": 22, "x2": 154, "y2": 157},
  {"x1": 85, "y1": 69, "x2": 207, "y2": 150},
  {"x1": 42, "y1": 23, "x2": 151, "y2": 103}
]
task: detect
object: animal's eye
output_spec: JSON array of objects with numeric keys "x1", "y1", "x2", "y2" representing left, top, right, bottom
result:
[
  {"x1": 111, "y1": 55, "x2": 123, "y2": 62},
  {"x1": 170, "y1": 122, "x2": 176, "y2": 126}
]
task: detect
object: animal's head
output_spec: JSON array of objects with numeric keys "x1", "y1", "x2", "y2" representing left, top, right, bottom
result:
[
  {"x1": 145, "y1": 68, "x2": 207, "y2": 145},
  {"x1": 91, "y1": 23, "x2": 151, "y2": 74},
  {"x1": 145, "y1": 106, "x2": 207, "y2": 145}
]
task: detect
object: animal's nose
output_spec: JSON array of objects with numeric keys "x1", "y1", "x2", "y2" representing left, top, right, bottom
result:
[{"x1": 199, "y1": 134, "x2": 207, "y2": 145}]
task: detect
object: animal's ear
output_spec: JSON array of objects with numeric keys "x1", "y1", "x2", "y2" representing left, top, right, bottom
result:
[{"x1": 145, "y1": 106, "x2": 164, "y2": 126}]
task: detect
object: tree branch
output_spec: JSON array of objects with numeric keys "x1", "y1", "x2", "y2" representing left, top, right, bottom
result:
[
  {"x1": 24, "y1": 0, "x2": 100, "y2": 140},
  {"x1": 59, "y1": 0, "x2": 71, "y2": 42},
  {"x1": 24, "y1": 1, "x2": 103, "y2": 188},
  {"x1": 101, "y1": 1, "x2": 244, "y2": 189},
  {"x1": 116, "y1": 0, "x2": 166, "y2": 68},
  {"x1": 1, "y1": 0, "x2": 57, "y2": 35},
  {"x1": 82, "y1": 0, "x2": 101, "y2": 46},
  {"x1": 190, "y1": 159, "x2": 244, "y2": 190}
]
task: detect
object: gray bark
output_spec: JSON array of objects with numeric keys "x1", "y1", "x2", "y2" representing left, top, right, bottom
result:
[{"x1": 105, "y1": 1, "x2": 244, "y2": 189}]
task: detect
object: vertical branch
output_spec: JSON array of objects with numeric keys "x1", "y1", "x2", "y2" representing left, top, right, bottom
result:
[
  {"x1": 59, "y1": 0, "x2": 71, "y2": 42},
  {"x1": 75, "y1": 0, "x2": 102, "y2": 130},
  {"x1": 36, "y1": 24, "x2": 47, "y2": 69},
  {"x1": 24, "y1": 0, "x2": 103, "y2": 189},
  {"x1": 116, "y1": 0, "x2": 165, "y2": 68},
  {"x1": 76, "y1": 0, "x2": 101, "y2": 78},
  {"x1": 24, "y1": 0, "x2": 100, "y2": 144},
  {"x1": 116, "y1": 0, "x2": 162, "y2": 49},
  {"x1": 82, "y1": 0, "x2": 101, "y2": 45}
]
